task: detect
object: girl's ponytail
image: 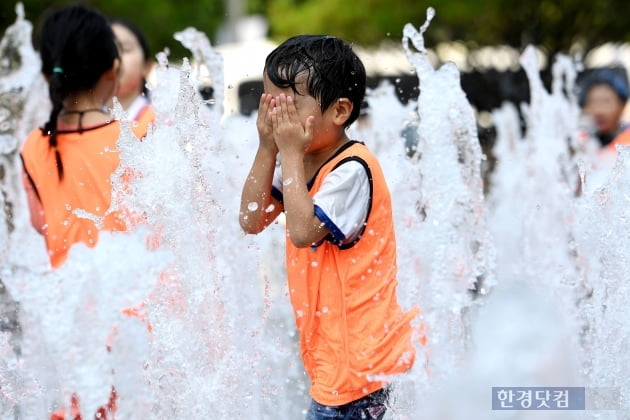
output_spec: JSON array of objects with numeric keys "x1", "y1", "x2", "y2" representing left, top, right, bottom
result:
[{"x1": 43, "y1": 68, "x2": 65, "y2": 179}]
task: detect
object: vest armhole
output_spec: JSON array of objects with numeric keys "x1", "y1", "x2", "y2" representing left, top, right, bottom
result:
[
  {"x1": 331, "y1": 156, "x2": 373, "y2": 250},
  {"x1": 20, "y1": 153, "x2": 41, "y2": 203}
]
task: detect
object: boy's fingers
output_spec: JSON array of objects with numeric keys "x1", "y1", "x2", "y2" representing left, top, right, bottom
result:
[
  {"x1": 287, "y1": 96, "x2": 299, "y2": 122},
  {"x1": 270, "y1": 106, "x2": 278, "y2": 130},
  {"x1": 263, "y1": 98, "x2": 276, "y2": 124},
  {"x1": 259, "y1": 93, "x2": 269, "y2": 114},
  {"x1": 278, "y1": 94, "x2": 289, "y2": 123},
  {"x1": 259, "y1": 95, "x2": 272, "y2": 127}
]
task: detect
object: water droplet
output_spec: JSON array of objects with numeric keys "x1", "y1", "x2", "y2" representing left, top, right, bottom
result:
[
  {"x1": 248, "y1": 202, "x2": 259, "y2": 212},
  {"x1": 265, "y1": 204, "x2": 275, "y2": 213},
  {"x1": 311, "y1": 261, "x2": 318, "y2": 267},
  {"x1": 283, "y1": 177, "x2": 294, "y2": 186},
  {"x1": 296, "y1": 310, "x2": 304, "y2": 318},
  {"x1": 321, "y1": 306, "x2": 328, "y2": 313}
]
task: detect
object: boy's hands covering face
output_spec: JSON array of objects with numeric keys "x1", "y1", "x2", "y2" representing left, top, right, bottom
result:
[
  {"x1": 256, "y1": 93, "x2": 278, "y2": 153},
  {"x1": 271, "y1": 94, "x2": 314, "y2": 156}
]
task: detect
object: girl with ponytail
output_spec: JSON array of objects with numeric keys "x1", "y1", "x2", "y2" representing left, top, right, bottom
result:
[
  {"x1": 20, "y1": 5, "x2": 155, "y2": 419},
  {"x1": 21, "y1": 4, "x2": 151, "y2": 269}
]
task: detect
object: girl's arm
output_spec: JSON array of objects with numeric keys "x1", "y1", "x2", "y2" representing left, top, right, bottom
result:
[{"x1": 21, "y1": 169, "x2": 46, "y2": 235}]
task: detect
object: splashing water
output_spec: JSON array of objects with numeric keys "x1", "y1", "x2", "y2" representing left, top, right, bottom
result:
[
  {"x1": 1, "y1": 4, "x2": 630, "y2": 420},
  {"x1": 402, "y1": 3, "x2": 496, "y2": 371}
]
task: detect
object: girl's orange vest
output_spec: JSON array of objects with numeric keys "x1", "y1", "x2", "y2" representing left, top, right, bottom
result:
[
  {"x1": 21, "y1": 109, "x2": 153, "y2": 268},
  {"x1": 284, "y1": 141, "x2": 418, "y2": 406}
]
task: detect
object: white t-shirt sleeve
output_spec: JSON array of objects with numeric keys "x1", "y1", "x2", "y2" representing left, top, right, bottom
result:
[
  {"x1": 272, "y1": 166, "x2": 283, "y2": 192},
  {"x1": 272, "y1": 160, "x2": 370, "y2": 245}
]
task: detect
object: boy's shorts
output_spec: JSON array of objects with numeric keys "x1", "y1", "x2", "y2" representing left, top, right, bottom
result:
[{"x1": 305, "y1": 387, "x2": 390, "y2": 420}]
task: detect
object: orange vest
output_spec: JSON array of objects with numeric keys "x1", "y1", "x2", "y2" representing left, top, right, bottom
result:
[
  {"x1": 21, "y1": 113, "x2": 152, "y2": 268},
  {"x1": 612, "y1": 127, "x2": 630, "y2": 147},
  {"x1": 285, "y1": 141, "x2": 418, "y2": 406}
]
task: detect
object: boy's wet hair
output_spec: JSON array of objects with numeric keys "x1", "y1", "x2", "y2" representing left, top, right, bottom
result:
[
  {"x1": 264, "y1": 35, "x2": 366, "y2": 128},
  {"x1": 37, "y1": 4, "x2": 119, "y2": 180}
]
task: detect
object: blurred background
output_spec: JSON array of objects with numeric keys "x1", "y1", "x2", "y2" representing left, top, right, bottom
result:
[
  {"x1": 2, "y1": 0, "x2": 630, "y2": 159},
  {"x1": 4, "y1": 0, "x2": 629, "y2": 110},
  {"x1": 4, "y1": 0, "x2": 630, "y2": 59}
]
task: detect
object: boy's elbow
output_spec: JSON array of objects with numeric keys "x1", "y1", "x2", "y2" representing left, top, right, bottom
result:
[
  {"x1": 289, "y1": 234, "x2": 314, "y2": 249},
  {"x1": 239, "y1": 221, "x2": 256, "y2": 235},
  {"x1": 291, "y1": 240, "x2": 312, "y2": 249},
  {"x1": 239, "y1": 217, "x2": 263, "y2": 235}
]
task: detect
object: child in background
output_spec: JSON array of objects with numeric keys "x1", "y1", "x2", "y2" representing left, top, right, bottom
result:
[
  {"x1": 579, "y1": 67, "x2": 630, "y2": 148},
  {"x1": 21, "y1": 5, "x2": 154, "y2": 418},
  {"x1": 21, "y1": 6, "x2": 151, "y2": 265},
  {"x1": 111, "y1": 18, "x2": 154, "y2": 125},
  {"x1": 240, "y1": 35, "x2": 418, "y2": 420}
]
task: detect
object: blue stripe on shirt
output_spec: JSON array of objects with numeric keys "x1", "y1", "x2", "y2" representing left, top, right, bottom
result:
[{"x1": 314, "y1": 204, "x2": 346, "y2": 245}]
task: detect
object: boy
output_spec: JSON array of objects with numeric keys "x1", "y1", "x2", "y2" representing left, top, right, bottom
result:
[{"x1": 239, "y1": 35, "x2": 418, "y2": 420}]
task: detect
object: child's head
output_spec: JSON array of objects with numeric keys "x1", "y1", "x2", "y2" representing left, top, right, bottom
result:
[
  {"x1": 579, "y1": 67, "x2": 629, "y2": 138},
  {"x1": 111, "y1": 18, "x2": 151, "y2": 103},
  {"x1": 264, "y1": 35, "x2": 366, "y2": 128},
  {"x1": 39, "y1": 5, "x2": 119, "y2": 103},
  {"x1": 38, "y1": 4, "x2": 119, "y2": 179}
]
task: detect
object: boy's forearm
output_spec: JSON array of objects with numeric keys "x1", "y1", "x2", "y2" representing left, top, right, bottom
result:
[
  {"x1": 281, "y1": 154, "x2": 327, "y2": 247},
  {"x1": 239, "y1": 146, "x2": 279, "y2": 233}
]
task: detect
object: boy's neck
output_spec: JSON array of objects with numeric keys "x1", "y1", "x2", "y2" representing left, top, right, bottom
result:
[{"x1": 303, "y1": 134, "x2": 350, "y2": 176}]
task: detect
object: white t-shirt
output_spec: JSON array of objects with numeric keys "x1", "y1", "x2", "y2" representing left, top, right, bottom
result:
[{"x1": 271, "y1": 160, "x2": 370, "y2": 245}]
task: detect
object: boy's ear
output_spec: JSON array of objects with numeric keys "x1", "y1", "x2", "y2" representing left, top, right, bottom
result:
[{"x1": 331, "y1": 98, "x2": 353, "y2": 126}]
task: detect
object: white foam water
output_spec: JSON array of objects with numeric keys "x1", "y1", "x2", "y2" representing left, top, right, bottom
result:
[{"x1": 1, "y1": 3, "x2": 630, "y2": 419}]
